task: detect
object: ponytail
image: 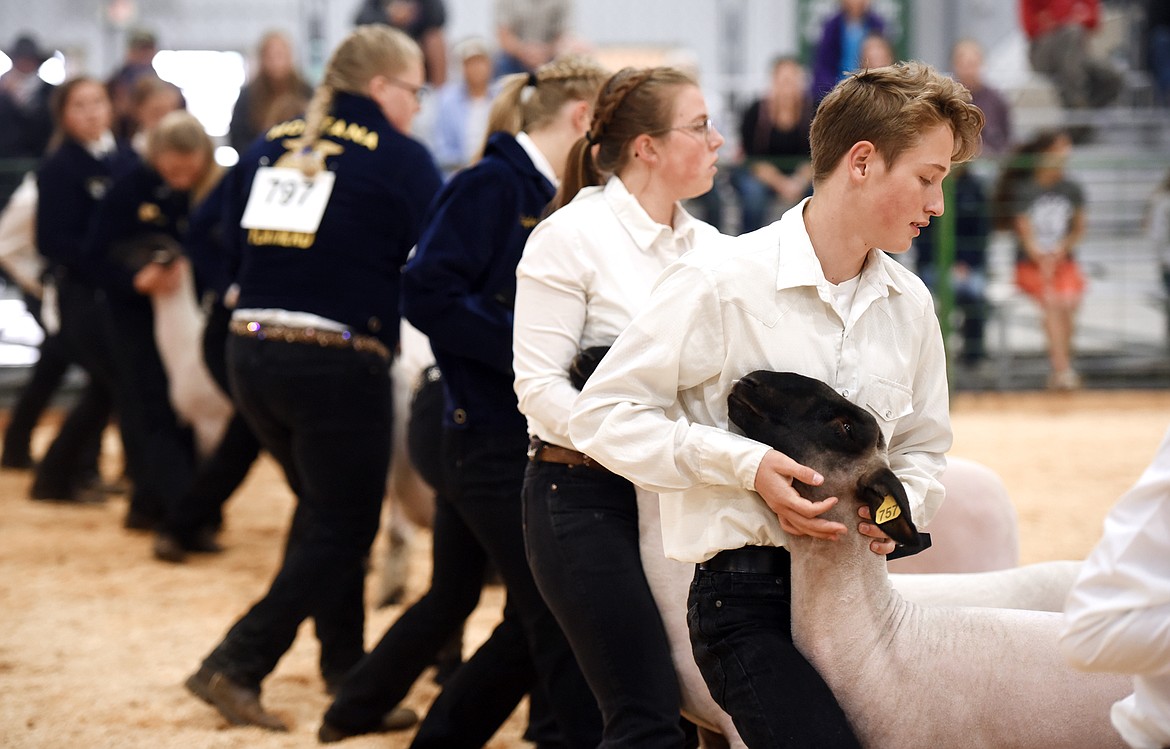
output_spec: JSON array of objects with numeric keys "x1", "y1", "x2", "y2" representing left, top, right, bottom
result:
[
  {"x1": 285, "y1": 24, "x2": 421, "y2": 177},
  {"x1": 550, "y1": 66, "x2": 695, "y2": 212},
  {"x1": 474, "y1": 54, "x2": 607, "y2": 164}
]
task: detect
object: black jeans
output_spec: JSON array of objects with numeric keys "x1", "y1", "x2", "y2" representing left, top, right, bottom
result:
[
  {"x1": 105, "y1": 296, "x2": 196, "y2": 524},
  {"x1": 33, "y1": 276, "x2": 119, "y2": 496},
  {"x1": 409, "y1": 427, "x2": 601, "y2": 749},
  {"x1": 200, "y1": 335, "x2": 392, "y2": 689},
  {"x1": 688, "y1": 563, "x2": 861, "y2": 748},
  {"x1": 523, "y1": 460, "x2": 685, "y2": 749},
  {"x1": 323, "y1": 487, "x2": 491, "y2": 734}
]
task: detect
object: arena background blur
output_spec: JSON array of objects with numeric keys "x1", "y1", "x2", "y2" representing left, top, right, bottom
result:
[{"x1": 0, "y1": 0, "x2": 1167, "y2": 392}]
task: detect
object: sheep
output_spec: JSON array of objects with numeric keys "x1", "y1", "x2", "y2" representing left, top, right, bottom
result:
[
  {"x1": 148, "y1": 256, "x2": 233, "y2": 458},
  {"x1": 891, "y1": 559, "x2": 1081, "y2": 612},
  {"x1": 887, "y1": 456, "x2": 1020, "y2": 574},
  {"x1": 723, "y1": 370, "x2": 1130, "y2": 748},
  {"x1": 373, "y1": 320, "x2": 438, "y2": 607},
  {"x1": 637, "y1": 499, "x2": 1078, "y2": 748}
]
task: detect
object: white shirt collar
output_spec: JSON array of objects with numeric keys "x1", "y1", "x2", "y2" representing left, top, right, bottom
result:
[
  {"x1": 515, "y1": 131, "x2": 558, "y2": 188},
  {"x1": 773, "y1": 197, "x2": 901, "y2": 298},
  {"x1": 85, "y1": 131, "x2": 116, "y2": 160},
  {"x1": 603, "y1": 176, "x2": 699, "y2": 252}
]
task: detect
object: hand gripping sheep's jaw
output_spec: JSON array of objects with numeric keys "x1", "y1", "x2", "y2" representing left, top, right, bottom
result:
[{"x1": 728, "y1": 370, "x2": 920, "y2": 547}]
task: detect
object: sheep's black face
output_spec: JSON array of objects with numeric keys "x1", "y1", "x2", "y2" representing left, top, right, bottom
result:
[
  {"x1": 728, "y1": 371, "x2": 919, "y2": 546},
  {"x1": 728, "y1": 371, "x2": 881, "y2": 465}
]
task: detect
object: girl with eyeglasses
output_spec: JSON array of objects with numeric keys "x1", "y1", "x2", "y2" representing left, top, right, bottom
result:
[
  {"x1": 513, "y1": 65, "x2": 724, "y2": 748},
  {"x1": 183, "y1": 24, "x2": 442, "y2": 732}
]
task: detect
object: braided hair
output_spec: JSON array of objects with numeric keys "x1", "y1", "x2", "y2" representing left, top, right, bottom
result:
[
  {"x1": 476, "y1": 54, "x2": 609, "y2": 163},
  {"x1": 551, "y1": 66, "x2": 697, "y2": 212},
  {"x1": 288, "y1": 24, "x2": 421, "y2": 177}
]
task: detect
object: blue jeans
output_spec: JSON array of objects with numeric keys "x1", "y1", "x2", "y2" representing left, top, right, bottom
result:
[
  {"x1": 688, "y1": 563, "x2": 861, "y2": 748},
  {"x1": 201, "y1": 335, "x2": 392, "y2": 689},
  {"x1": 729, "y1": 167, "x2": 776, "y2": 234},
  {"x1": 524, "y1": 460, "x2": 685, "y2": 749}
]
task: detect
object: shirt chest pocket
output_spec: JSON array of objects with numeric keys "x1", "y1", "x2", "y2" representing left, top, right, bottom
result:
[{"x1": 864, "y1": 375, "x2": 914, "y2": 428}]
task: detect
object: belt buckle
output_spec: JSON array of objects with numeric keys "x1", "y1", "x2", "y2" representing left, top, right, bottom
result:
[{"x1": 527, "y1": 440, "x2": 541, "y2": 461}]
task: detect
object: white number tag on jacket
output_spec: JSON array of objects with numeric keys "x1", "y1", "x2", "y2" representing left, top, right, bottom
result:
[{"x1": 240, "y1": 166, "x2": 336, "y2": 234}]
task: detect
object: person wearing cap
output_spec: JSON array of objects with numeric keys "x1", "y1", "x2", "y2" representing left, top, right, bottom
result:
[
  {"x1": 428, "y1": 36, "x2": 496, "y2": 172},
  {"x1": 0, "y1": 33, "x2": 56, "y2": 160},
  {"x1": 107, "y1": 28, "x2": 159, "y2": 141}
]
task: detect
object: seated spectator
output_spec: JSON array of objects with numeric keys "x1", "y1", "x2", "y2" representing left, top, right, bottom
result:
[
  {"x1": 494, "y1": 0, "x2": 571, "y2": 77},
  {"x1": 1020, "y1": 0, "x2": 1122, "y2": 112},
  {"x1": 994, "y1": 129, "x2": 1087, "y2": 390},
  {"x1": 811, "y1": 0, "x2": 886, "y2": 102},
  {"x1": 429, "y1": 36, "x2": 496, "y2": 171},
  {"x1": 1147, "y1": 0, "x2": 1170, "y2": 106},
  {"x1": 229, "y1": 30, "x2": 312, "y2": 153},
  {"x1": 354, "y1": 0, "x2": 448, "y2": 86},
  {"x1": 951, "y1": 38, "x2": 1013, "y2": 157},
  {"x1": 914, "y1": 164, "x2": 992, "y2": 367},
  {"x1": 0, "y1": 33, "x2": 55, "y2": 160},
  {"x1": 731, "y1": 55, "x2": 813, "y2": 233},
  {"x1": 859, "y1": 30, "x2": 895, "y2": 69}
]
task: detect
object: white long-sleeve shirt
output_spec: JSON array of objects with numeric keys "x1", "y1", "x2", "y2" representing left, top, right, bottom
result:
[
  {"x1": 513, "y1": 176, "x2": 720, "y2": 450},
  {"x1": 1061, "y1": 426, "x2": 1170, "y2": 749},
  {"x1": 569, "y1": 199, "x2": 952, "y2": 563}
]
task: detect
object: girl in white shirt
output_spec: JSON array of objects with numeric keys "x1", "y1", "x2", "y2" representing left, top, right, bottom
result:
[{"x1": 513, "y1": 66, "x2": 724, "y2": 748}]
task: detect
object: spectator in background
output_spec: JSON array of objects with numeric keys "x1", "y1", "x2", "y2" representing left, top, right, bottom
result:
[
  {"x1": 354, "y1": 0, "x2": 448, "y2": 86},
  {"x1": 494, "y1": 0, "x2": 571, "y2": 78},
  {"x1": 108, "y1": 28, "x2": 159, "y2": 141},
  {"x1": 811, "y1": 0, "x2": 886, "y2": 102},
  {"x1": 731, "y1": 55, "x2": 813, "y2": 233},
  {"x1": 1020, "y1": 0, "x2": 1122, "y2": 112},
  {"x1": 859, "y1": 30, "x2": 896, "y2": 69},
  {"x1": 128, "y1": 75, "x2": 184, "y2": 155},
  {"x1": 229, "y1": 31, "x2": 313, "y2": 154},
  {"x1": 1060, "y1": 423, "x2": 1170, "y2": 749},
  {"x1": 1146, "y1": 168, "x2": 1170, "y2": 340},
  {"x1": 951, "y1": 38, "x2": 1013, "y2": 157},
  {"x1": 914, "y1": 164, "x2": 992, "y2": 367},
  {"x1": 1147, "y1": 0, "x2": 1170, "y2": 106},
  {"x1": 995, "y1": 129, "x2": 1087, "y2": 390},
  {"x1": 429, "y1": 36, "x2": 496, "y2": 172},
  {"x1": 0, "y1": 34, "x2": 56, "y2": 160}
]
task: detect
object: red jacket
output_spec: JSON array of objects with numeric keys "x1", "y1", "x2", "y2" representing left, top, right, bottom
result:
[{"x1": 1020, "y1": 0, "x2": 1100, "y2": 38}]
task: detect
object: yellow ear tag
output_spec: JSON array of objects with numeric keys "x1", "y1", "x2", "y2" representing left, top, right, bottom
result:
[{"x1": 875, "y1": 495, "x2": 901, "y2": 524}]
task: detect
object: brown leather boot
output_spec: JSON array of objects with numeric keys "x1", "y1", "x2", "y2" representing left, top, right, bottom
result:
[{"x1": 185, "y1": 667, "x2": 288, "y2": 731}]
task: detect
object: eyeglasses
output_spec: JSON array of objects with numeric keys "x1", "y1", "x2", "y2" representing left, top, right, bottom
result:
[
  {"x1": 388, "y1": 77, "x2": 429, "y2": 103},
  {"x1": 656, "y1": 117, "x2": 717, "y2": 142}
]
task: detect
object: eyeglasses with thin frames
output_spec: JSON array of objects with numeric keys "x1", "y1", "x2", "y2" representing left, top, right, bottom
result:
[
  {"x1": 655, "y1": 117, "x2": 718, "y2": 143},
  {"x1": 388, "y1": 77, "x2": 429, "y2": 103}
]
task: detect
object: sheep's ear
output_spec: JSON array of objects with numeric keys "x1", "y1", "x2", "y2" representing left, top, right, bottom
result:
[{"x1": 858, "y1": 467, "x2": 920, "y2": 547}]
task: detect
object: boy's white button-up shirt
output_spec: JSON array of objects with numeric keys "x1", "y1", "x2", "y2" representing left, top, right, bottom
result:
[{"x1": 570, "y1": 199, "x2": 952, "y2": 563}]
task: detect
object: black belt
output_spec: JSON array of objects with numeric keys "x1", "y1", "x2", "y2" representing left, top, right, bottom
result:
[{"x1": 699, "y1": 545, "x2": 790, "y2": 575}]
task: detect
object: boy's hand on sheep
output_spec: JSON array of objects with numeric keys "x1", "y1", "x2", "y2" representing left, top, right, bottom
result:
[
  {"x1": 856, "y1": 505, "x2": 897, "y2": 556},
  {"x1": 754, "y1": 449, "x2": 848, "y2": 541}
]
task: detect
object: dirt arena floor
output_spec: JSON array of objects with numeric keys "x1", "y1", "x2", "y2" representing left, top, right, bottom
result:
[{"x1": 2, "y1": 388, "x2": 1169, "y2": 749}]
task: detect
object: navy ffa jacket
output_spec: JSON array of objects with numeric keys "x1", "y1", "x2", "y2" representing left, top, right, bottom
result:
[
  {"x1": 35, "y1": 137, "x2": 138, "y2": 280},
  {"x1": 83, "y1": 161, "x2": 194, "y2": 307},
  {"x1": 225, "y1": 92, "x2": 443, "y2": 351},
  {"x1": 402, "y1": 131, "x2": 554, "y2": 432}
]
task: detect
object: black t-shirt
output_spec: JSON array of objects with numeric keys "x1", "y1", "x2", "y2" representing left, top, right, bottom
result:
[{"x1": 737, "y1": 98, "x2": 812, "y2": 174}]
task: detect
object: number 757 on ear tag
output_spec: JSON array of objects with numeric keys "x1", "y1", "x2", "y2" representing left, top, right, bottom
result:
[{"x1": 240, "y1": 166, "x2": 337, "y2": 235}]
